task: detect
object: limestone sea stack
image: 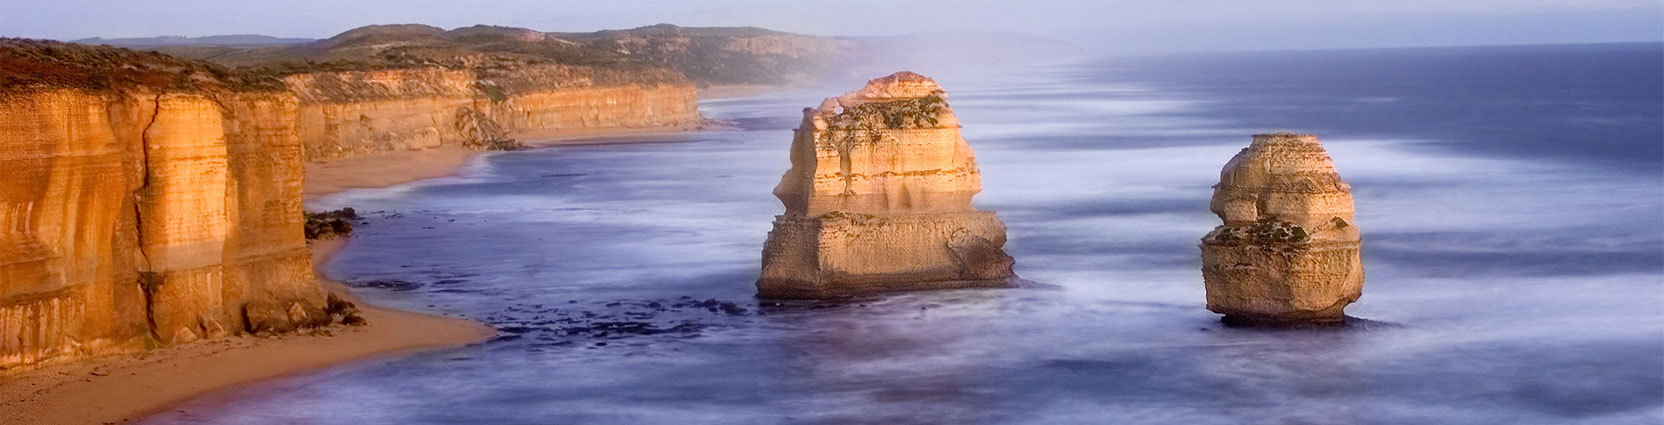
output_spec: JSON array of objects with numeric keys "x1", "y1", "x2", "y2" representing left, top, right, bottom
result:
[
  {"x1": 757, "y1": 72, "x2": 1015, "y2": 299},
  {"x1": 1200, "y1": 133, "x2": 1364, "y2": 325}
]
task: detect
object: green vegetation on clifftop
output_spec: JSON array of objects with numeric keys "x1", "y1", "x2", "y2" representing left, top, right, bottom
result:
[
  {"x1": 1, "y1": 38, "x2": 284, "y2": 93},
  {"x1": 147, "y1": 23, "x2": 859, "y2": 87}
]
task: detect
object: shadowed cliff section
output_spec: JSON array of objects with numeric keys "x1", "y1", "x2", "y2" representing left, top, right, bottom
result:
[{"x1": 0, "y1": 40, "x2": 341, "y2": 370}]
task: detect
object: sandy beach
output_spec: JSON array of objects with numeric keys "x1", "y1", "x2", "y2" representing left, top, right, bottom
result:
[
  {"x1": 303, "y1": 147, "x2": 480, "y2": 203},
  {"x1": 0, "y1": 125, "x2": 709, "y2": 424},
  {"x1": 0, "y1": 238, "x2": 496, "y2": 425}
]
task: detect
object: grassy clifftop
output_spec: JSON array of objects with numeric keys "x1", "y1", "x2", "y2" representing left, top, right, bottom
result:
[
  {"x1": 4, "y1": 22, "x2": 857, "y2": 94},
  {"x1": 0, "y1": 38, "x2": 285, "y2": 93},
  {"x1": 147, "y1": 24, "x2": 861, "y2": 86}
]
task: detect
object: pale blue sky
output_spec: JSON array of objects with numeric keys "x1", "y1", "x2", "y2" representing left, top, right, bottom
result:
[{"x1": 1, "y1": 0, "x2": 1659, "y2": 52}]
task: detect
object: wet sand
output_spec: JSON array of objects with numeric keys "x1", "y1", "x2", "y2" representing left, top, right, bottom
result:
[
  {"x1": 304, "y1": 147, "x2": 479, "y2": 202},
  {"x1": 516, "y1": 123, "x2": 702, "y2": 148},
  {"x1": 0, "y1": 240, "x2": 495, "y2": 425}
]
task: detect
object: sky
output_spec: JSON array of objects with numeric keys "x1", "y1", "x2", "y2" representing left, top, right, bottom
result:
[{"x1": 1, "y1": 0, "x2": 1660, "y2": 53}]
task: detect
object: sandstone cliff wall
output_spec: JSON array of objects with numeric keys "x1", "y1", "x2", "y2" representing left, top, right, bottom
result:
[
  {"x1": 1, "y1": 90, "x2": 147, "y2": 368},
  {"x1": 1, "y1": 40, "x2": 704, "y2": 369},
  {"x1": 1, "y1": 88, "x2": 323, "y2": 369},
  {"x1": 1, "y1": 76, "x2": 698, "y2": 369},
  {"x1": 284, "y1": 66, "x2": 701, "y2": 161}
]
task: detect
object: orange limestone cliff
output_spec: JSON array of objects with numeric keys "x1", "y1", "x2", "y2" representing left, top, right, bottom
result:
[
  {"x1": 0, "y1": 37, "x2": 705, "y2": 370},
  {"x1": 1200, "y1": 133, "x2": 1365, "y2": 325},
  {"x1": 285, "y1": 65, "x2": 701, "y2": 161},
  {"x1": 757, "y1": 72, "x2": 1015, "y2": 299},
  {"x1": 0, "y1": 41, "x2": 335, "y2": 369}
]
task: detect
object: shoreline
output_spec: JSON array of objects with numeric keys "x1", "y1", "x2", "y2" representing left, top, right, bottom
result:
[
  {"x1": 303, "y1": 124, "x2": 707, "y2": 202},
  {"x1": 0, "y1": 123, "x2": 710, "y2": 425},
  {"x1": 0, "y1": 239, "x2": 495, "y2": 425}
]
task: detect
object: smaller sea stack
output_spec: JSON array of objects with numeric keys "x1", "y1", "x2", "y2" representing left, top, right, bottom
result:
[
  {"x1": 1200, "y1": 133, "x2": 1364, "y2": 325},
  {"x1": 756, "y1": 71, "x2": 1016, "y2": 299}
]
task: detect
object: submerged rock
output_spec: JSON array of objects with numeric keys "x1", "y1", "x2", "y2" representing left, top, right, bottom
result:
[
  {"x1": 1201, "y1": 133, "x2": 1364, "y2": 324},
  {"x1": 757, "y1": 72, "x2": 1016, "y2": 299}
]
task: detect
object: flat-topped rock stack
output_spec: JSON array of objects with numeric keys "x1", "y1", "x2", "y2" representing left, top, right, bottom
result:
[
  {"x1": 1201, "y1": 133, "x2": 1364, "y2": 325},
  {"x1": 757, "y1": 72, "x2": 1015, "y2": 299}
]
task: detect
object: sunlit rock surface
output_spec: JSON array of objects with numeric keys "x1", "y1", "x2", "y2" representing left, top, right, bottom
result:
[
  {"x1": 285, "y1": 66, "x2": 701, "y2": 161},
  {"x1": 1, "y1": 88, "x2": 329, "y2": 367},
  {"x1": 758, "y1": 72, "x2": 1015, "y2": 299},
  {"x1": 1200, "y1": 133, "x2": 1364, "y2": 324},
  {"x1": 0, "y1": 38, "x2": 341, "y2": 369},
  {"x1": 0, "y1": 38, "x2": 708, "y2": 369}
]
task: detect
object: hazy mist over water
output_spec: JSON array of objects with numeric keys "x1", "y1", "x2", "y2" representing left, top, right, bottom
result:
[{"x1": 147, "y1": 44, "x2": 1663, "y2": 425}]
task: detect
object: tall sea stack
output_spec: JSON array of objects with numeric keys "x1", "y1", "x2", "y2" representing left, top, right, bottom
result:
[
  {"x1": 1200, "y1": 133, "x2": 1364, "y2": 324},
  {"x1": 757, "y1": 72, "x2": 1015, "y2": 299}
]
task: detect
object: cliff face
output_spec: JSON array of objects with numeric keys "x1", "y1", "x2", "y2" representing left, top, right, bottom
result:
[
  {"x1": 1, "y1": 87, "x2": 323, "y2": 368},
  {"x1": 2, "y1": 90, "x2": 147, "y2": 367},
  {"x1": 1200, "y1": 133, "x2": 1364, "y2": 324},
  {"x1": 566, "y1": 24, "x2": 863, "y2": 85},
  {"x1": 1, "y1": 38, "x2": 707, "y2": 369},
  {"x1": 285, "y1": 66, "x2": 700, "y2": 161},
  {"x1": 757, "y1": 72, "x2": 1015, "y2": 299}
]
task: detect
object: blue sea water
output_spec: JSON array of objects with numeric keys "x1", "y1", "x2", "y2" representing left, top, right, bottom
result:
[{"x1": 145, "y1": 43, "x2": 1663, "y2": 425}]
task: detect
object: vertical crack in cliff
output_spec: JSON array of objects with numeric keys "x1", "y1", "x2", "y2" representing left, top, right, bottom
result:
[
  {"x1": 138, "y1": 272, "x2": 162, "y2": 344},
  {"x1": 134, "y1": 93, "x2": 164, "y2": 342},
  {"x1": 134, "y1": 93, "x2": 162, "y2": 267}
]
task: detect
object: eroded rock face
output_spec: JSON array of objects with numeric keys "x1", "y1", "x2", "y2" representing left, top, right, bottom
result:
[
  {"x1": 1, "y1": 39, "x2": 703, "y2": 370},
  {"x1": 1200, "y1": 133, "x2": 1364, "y2": 324},
  {"x1": 1, "y1": 88, "x2": 327, "y2": 368},
  {"x1": 284, "y1": 66, "x2": 701, "y2": 161},
  {"x1": 758, "y1": 72, "x2": 1015, "y2": 299},
  {"x1": 1, "y1": 90, "x2": 149, "y2": 368}
]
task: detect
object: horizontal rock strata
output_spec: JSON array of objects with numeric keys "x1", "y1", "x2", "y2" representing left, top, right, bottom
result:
[
  {"x1": 1, "y1": 38, "x2": 712, "y2": 369},
  {"x1": 1, "y1": 88, "x2": 327, "y2": 369},
  {"x1": 758, "y1": 72, "x2": 1014, "y2": 299},
  {"x1": 285, "y1": 66, "x2": 701, "y2": 161},
  {"x1": 1200, "y1": 133, "x2": 1364, "y2": 324}
]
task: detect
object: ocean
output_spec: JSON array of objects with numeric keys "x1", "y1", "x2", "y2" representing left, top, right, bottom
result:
[{"x1": 145, "y1": 43, "x2": 1664, "y2": 425}]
